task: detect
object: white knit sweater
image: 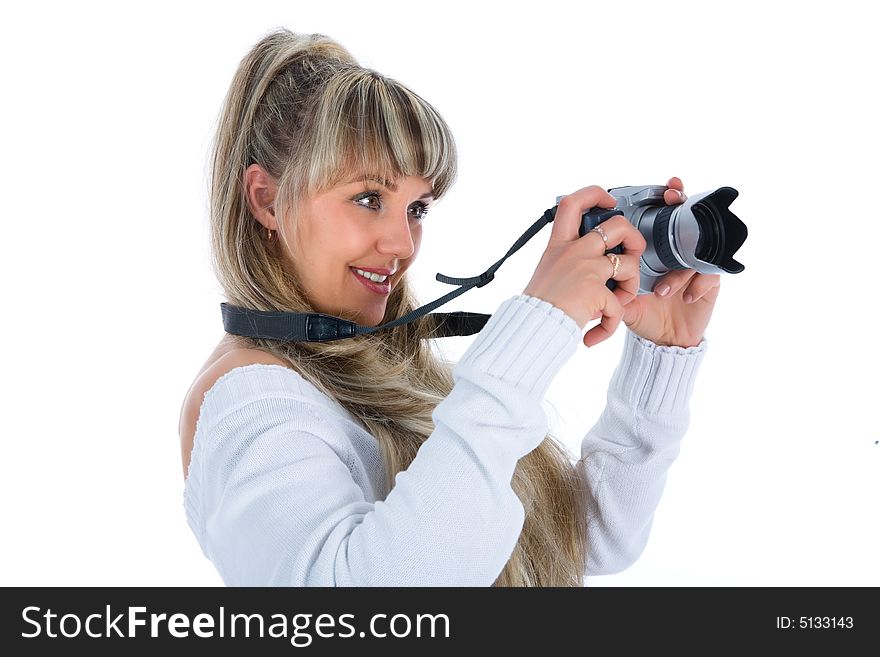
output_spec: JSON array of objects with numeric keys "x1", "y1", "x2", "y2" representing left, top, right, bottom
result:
[{"x1": 183, "y1": 294, "x2": 707, "y2": 586}]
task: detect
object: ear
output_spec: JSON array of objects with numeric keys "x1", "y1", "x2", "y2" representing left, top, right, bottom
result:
[{"x1": 244, "y1": 163, "x2": 278, "y2": 230}]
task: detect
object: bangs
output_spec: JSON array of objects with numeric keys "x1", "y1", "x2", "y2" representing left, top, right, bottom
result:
[{"x1": 302, "y1": 68, "x2": 457, "y2": 199}]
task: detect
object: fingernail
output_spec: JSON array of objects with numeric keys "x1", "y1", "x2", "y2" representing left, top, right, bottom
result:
[
  {"x1": 684, "y1": 294, "x2": 694, "y2": 303},
  {"x1": 656, "y1": 284, "x2": 670, "y2": 297}
]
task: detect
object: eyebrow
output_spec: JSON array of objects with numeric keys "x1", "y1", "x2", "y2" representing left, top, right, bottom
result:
[{"x1": 351, "y1": 175, "x2": 435, "y2": 200}]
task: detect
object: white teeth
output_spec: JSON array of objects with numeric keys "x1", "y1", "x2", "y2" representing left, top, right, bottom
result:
[{"x1": 354, "y1": 268, "x2": 388, "y2": 283}]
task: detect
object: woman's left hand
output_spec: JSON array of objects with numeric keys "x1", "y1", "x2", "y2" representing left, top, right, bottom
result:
[{"x1": 620, "y1": 177, "x2": 720, "y2": 348}]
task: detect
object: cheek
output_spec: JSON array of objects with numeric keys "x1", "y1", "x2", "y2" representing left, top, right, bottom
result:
[
  {"x1": 286, "y1": 218, "x2": 339, "y2": 288},
  {"x1": 295, "y1": 213, "x2": 359, "y2": 267}
]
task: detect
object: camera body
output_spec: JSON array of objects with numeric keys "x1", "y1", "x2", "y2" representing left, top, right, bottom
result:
[{"x1": 556, "y1": 185, "x2": 747, "y2": 295}]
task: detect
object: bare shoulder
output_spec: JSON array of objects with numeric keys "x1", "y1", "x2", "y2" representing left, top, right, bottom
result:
[{"x1": 179, "y1": 343, "x2": 295, "y2": 481}]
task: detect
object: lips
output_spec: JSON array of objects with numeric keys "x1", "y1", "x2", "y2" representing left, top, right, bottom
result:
[{"x1": 350, "y1": 267, "x2": 391, "y2": 295}]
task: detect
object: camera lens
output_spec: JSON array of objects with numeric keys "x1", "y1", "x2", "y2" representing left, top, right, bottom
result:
[{"x1": 692, "y1": 201, "x2": 726, "y2": 267}]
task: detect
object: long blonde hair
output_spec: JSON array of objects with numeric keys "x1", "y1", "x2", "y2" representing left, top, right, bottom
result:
[{"x1": 207, "y1": 27, "x2": 588, "y2": 586}]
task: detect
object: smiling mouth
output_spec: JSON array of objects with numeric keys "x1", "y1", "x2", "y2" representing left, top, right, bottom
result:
[
  {"x1": 350, "y1": 267, "x2": 392, "y2": 295},
  {"x1": 351, "y1": 268, "x2": 391, "y2": 282}
]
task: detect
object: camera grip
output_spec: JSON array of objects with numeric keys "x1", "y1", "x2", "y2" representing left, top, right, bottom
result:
[{"x1": 578, "y1": 208, "x2": 625, "y2": 291}]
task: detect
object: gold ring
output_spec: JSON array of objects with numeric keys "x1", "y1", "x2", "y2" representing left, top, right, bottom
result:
[
  {"x1": 607, "y1": 253, "x2": 621, "y2": 278},
  {"x1": 591, "y1": 225, "x2": 608, "y2": 244}
]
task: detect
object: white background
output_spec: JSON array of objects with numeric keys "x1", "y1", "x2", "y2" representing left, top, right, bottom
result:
[{"x1": 1, "y1": 0, "x2": 877, "y2": 587}]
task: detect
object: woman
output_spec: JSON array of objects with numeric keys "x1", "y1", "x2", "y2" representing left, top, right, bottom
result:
[{"x1": 179, "y1": 28, "x2": 717, "y2": 586}]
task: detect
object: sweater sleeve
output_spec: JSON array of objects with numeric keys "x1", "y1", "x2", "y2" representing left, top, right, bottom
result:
[
  {"x1": 580, "y1": 327, "x2": 708, "y2": 576},
  {"x1": 183, "y1": 294, "x2": 581, "y2": 586}
]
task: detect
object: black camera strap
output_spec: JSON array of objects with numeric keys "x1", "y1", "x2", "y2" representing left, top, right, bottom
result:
[{"x1": 221, "y1": 205, "x2": 560, "y2": 342}]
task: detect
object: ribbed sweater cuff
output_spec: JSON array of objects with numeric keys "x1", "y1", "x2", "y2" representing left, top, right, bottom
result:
[
  {"x1": 609, "y1": 328, "x2": 708, "y2": 415},
  {"x1": 455, "y1": 294, "x2": 581, "y2": 399}
]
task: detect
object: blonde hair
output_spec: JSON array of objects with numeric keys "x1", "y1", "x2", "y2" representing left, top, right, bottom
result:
[{"x1": 208, "y1": 27, "x2": 588, "y2": 586}]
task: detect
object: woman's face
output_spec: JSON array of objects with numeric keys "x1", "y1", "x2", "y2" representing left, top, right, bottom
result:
[{"x1": 285, "y1": 174, "x2": 434, "y2": 326}]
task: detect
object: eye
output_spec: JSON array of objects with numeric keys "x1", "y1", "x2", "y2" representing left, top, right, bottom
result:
[
  {"x1": 354, "y1": 191, "x2": 382, "y2": 210},
  {"x1": 354, "y1": 191, "x2": 431, "y2": 221},
  {"x1": 409, "y1": 202, "x2": 430, "y2": 221}
]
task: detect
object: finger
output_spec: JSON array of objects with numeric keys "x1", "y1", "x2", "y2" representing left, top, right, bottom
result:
[
  {"x1": 577, "y1": 214, "x2": 647, "y2": 258},
  {"x1": 682, "y1": 273, "x2": 721, "y2": 303},
  {"x1": 666, "y1": 176, "x2": 684, "y2": 192},
  {"x1": 551, "y1": 186, "x2": 618, "y2": 244},
  {"x1": 665, "y1": 176, "x2": 688, "y2": 205},
  {"x1": 583, "y1": 291, "x2": 623, "y2": 348},
  {"x1": 651, "y1": 269, "x2": 698, "y2": 298},
  {"x1": 664, "y1": 187, "x2": 686, "y2": 205},
  {"x1": 604, "y1": 253, "x2": 640, "y2": 306}
]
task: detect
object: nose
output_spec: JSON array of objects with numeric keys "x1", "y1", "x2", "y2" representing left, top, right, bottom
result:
[{"x1": 376, "y1": 208, "x2": 416, "y2": 260}]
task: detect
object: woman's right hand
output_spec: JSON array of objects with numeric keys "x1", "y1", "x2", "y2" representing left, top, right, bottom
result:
[{"x1": 522, "y1": 185, "x2": 647, "y2": 348}]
